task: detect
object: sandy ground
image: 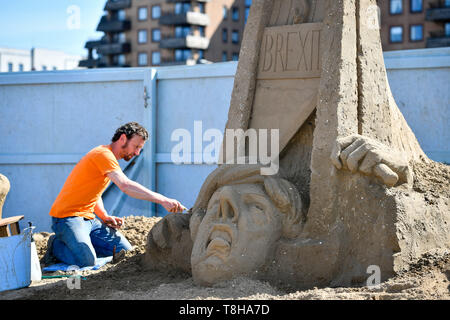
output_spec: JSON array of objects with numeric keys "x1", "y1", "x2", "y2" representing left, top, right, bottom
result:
[{"x1": 0, "y1": 215, "x2": 449, "y2": 300}]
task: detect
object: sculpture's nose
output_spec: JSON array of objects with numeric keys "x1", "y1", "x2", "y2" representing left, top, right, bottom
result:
[{"x1": 217, "y1": 186, "x2": 239, "y2": 223}]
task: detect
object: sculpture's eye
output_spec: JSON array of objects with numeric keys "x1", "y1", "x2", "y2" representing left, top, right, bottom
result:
[
  {"x1": 250, "y1": 203, "x2": 265, "y2": 213},
  {"x1": 242, "y1": 193, "x2": 269, "y2": 214}
]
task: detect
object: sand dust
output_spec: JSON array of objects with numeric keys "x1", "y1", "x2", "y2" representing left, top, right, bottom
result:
[{"x1": 0, "y1": 215, "x2": 449, "y2": 300}]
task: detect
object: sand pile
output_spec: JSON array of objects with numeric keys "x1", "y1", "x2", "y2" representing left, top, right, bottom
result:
[
  {"x1": 413, "y1": 161, "x2": 450, "y2": 203},
  {"x1": 0, "y1": 214, "x2": 448, "y2": 300}
]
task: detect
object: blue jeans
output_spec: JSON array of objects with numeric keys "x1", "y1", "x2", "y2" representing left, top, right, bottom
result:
[{"x1": 51, "y1": 216, "x2": 132, "y2": 267}]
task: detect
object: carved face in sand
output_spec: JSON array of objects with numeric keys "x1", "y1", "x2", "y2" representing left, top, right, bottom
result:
[
  {"x1": 191, "y1": 183, "x2": 283, "y2": 285},
  {"x1": 190, "y1": 168, "x2": 304, "y2": 286}
]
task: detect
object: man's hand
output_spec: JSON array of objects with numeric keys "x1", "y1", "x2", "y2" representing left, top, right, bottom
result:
[
  {"x1": 107, "y1": 170, "x2": 188, "y2": 212},
  {"x1": 102, "y1": 215, "x2": 124, "y2": 230},
  {"x1": 331, "y1": 134, "x2": 411, "y2": 187},
  {"x1": 161, "y1": 198, "x2": 187, "y2": 213}
]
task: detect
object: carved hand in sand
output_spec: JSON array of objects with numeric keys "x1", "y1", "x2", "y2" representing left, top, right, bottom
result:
[{"x1": 331, "y1": 134, "x2": 412, "y2": 187}]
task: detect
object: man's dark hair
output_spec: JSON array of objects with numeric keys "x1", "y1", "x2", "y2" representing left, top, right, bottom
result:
[{"x1": 112, "y1": 122, "x2": 149, "y2": 142}]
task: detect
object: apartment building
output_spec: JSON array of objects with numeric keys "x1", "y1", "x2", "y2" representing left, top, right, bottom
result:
[
  {"x1": 378, "y1": 0, "x2": 450, "y2": 50},
  {"x1": 79, "y1": 0, "x2": 252, "y2": 68},
  {"x1": 79, "y1": 0, "x2": 450, "y2": 68}
]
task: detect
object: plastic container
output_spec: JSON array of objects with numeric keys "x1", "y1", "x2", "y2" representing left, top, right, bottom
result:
[
  {"x1": 0, "y1": 227, "x2": 33, "y2": 292},
  {"x1": 30, "y1": 235, "x2": 42, "y2": 281}
]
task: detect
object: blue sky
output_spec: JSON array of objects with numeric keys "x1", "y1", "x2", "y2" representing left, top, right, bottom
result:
[{"x1": 0, "y1": 0, "x2": 105, "y2": 57}]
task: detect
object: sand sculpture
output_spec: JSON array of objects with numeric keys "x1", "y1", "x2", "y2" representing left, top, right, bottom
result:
[
  {"x1": 0, "y1": 174, "x2": 10, "y2": 219},
  {"x1": 143, "y1": 0, "x2": 450, "y2": 288}
]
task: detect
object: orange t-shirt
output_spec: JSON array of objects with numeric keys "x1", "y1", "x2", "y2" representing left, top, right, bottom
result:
[{"x1": 49, "y1": 145, "x2": 121, "y2": 220}]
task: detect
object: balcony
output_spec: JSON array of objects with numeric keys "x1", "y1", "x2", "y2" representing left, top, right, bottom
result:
[
  {"x1": 426, "y1": 30, "x2": 450, "y2": 48},
  {"x1": 84, "y1": 40, "x2": 105, "y2": 49},
  {"x1": 96, "y1": 42, "x2": 131, "y2": 55},
  {"x1": 97, "y1": 15, "x2": 131, "y2": 33},
  {"x1": 426, "y1": 1, "x2": 450, "y2": 21},
  {"x1": 159, "y1": 35, "x2": 209, "y2": 50},
  {"x1": 159, "y1": 11, "x2": 210, "y2": 26},
  {"x1": 104, "y1": 0, "x2": 132, "y2": 11}
]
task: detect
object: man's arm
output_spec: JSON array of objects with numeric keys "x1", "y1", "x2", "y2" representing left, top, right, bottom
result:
[
  {"x1": 107, "y1": 169, "x2": 185, "y2": 212},
  {"x1": 94, "y1": 196, "x2": 123, "y2": 229}
]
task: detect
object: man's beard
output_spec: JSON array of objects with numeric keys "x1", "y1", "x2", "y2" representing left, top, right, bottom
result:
[{"x1": 122, "y1": 141, "x2": 133, "y2": 161}]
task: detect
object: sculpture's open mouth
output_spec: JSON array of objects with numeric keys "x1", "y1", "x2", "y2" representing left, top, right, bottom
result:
[{"x1": 205, "y1": 224, "x2": 233, "y2": 257}]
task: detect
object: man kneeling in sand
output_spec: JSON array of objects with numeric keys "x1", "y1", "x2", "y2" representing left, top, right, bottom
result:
[{"x1": 44, "y1": 122, "x2": 186, "y2": 267}]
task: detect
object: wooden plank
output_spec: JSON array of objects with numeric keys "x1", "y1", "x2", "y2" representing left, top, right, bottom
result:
[
  {"x1": 10, "y1": 222, "x2": 20, "y2": 235},
  {"x1": 0, "y1": 215, "x2": 24, "y2": 228}
]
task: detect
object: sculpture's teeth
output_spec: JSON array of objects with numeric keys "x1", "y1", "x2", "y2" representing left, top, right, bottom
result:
[{"x1": 210, "y1": 229, "x2": 232, "y2": 244}]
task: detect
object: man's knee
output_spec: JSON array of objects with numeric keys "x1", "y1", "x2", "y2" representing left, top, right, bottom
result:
[{"x1": 75, "y1": 243, "x2": 97, "y2": 267}]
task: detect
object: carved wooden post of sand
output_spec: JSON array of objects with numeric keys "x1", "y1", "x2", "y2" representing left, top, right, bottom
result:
[
  {"x1": 143, "y1": 0, "x2": 450, "y2": 288},
  {"x1": 0, "y1": 174, "x2": 10, "y2": 219}
]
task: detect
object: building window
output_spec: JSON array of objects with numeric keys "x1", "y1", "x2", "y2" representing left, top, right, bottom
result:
[
  {"x1": 232, "y1": 7, "x2": 239, "y2": 21},
  {"x1": 245, "y1": 0, "x2": 252, "y2": 22},
  {"x1": 175, "y1": 49, "x2": 182, "y2": 61},
  {"x1": 152, "y1": 28, "x2": 161, "y2": 42},
  {"x1": 175, "y1": 3, "x2": 181, "y2": 14},
  {"x1": 390, "y1": 0, "x2": 403, "y2": 15},
  {"x1": 199, "y1": 26, "x2": 205, "y2": 37},
  {"x1": 138, "y1": 52, "x2": 148, "y2": 66},
  {"x1": 19, "y1": 64, "x2": 24, "y2": 72},
  {"x1": 117, "y1": 10, "x2": 126, "y2": 21},
  {"x1": 175, "y1": 26, "x2": 191, "y2": 38},
  {"x1": 138, "y1": 7, "x2": 148, "y2": 21},
  {"x1": 223, "y1": 6, "x2": 228, "y2": 19},
  {"x1": 138, "y1": 29, "x2": 148, "y2": 44},
  {"x1": 152, "y1": 5, "x2": 161, "y2": 19},
  {"x1": 410, "y1": 24, "x2": 423, "y2": 41},
  {"x1": 410, "y1": 0, "x2": 422, "y2": 13},
  {"x1": 175, "y1": 49, "x2": 192, "y2": 61},
  {"x1": 8, "y1": 62, "x2": 13, "y2": 72},
  {"x1": 232, "y1": 30, "x2": 239, "y2": 44},
  {"x1": 118, "y1": 32, "x2": 126, "y2": 43},
  {"x1": 222, "y1": 51, "x2": 228, "y2": 62},
  {"x1": 175, "y1": 3, "x2": 191, "y2": 14},
  {"x1": 390, "y1": 26, "x2": 403, "y2": 43},
  {"x1": 445, "y1": 23, "x2": 450, "y2": 36},
  {"x1": 222, "y1": 28, "x2": 228, "y2": 42},
  {"x1": 184, "y1": 49, "x2": 192, "y2": 60},
  {"x1": 198, "y1": 3, "x2": 205, "y2": 13},
  {"x1": 152, "y1": 51, "x2": 161, "y2": 65},
  {"x1": 117, "y1": 54, "x2": 126, "y2": 65},
  {"x1": 113, "y1": 32, "x2": 126, "y2": 43},
  {"x1": 232, "y1": 53, "x2": 239, "y2": 61}
]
